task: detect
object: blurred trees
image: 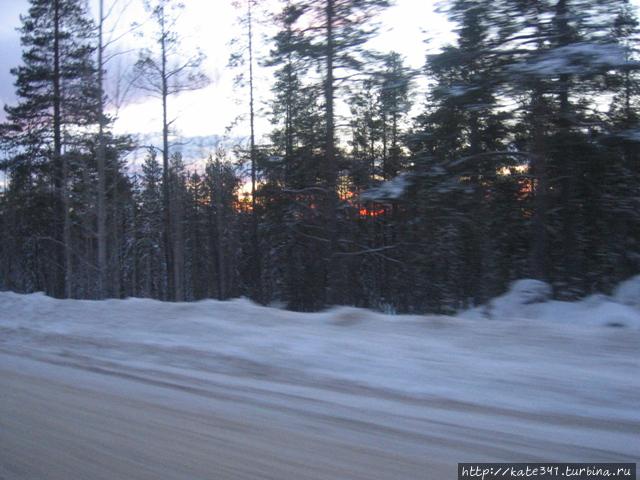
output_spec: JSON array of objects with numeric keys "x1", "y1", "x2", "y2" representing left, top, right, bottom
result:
[
  {"x1": 133, "y1": 0, "x2": 208, "y2": 301},
  {"x1": 1, "y1": 0, "x2": 639, "y2": 312},
  {"x1": 1, "y1": 0, "x2": 103, "y2": 297}
]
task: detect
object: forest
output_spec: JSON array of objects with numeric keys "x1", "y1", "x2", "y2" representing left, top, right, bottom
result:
[{"x1": 0, "y1": 0, "x2": 638, "y2": 313}]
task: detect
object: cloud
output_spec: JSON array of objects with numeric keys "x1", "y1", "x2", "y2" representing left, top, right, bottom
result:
[{"x1": 0, "y1": 0, "x2": 456, "y2": 142}]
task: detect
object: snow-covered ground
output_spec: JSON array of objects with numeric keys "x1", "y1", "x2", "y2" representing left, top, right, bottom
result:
[
  {"x1": 1, "y1": 286, "x2": 639, "y2": 420},
  {"x1": 0, "y1": 284, "x2": 639, "y2": 477},
  {"x1": 462, "y1": 278, "x2": 640, "y2": 328}
]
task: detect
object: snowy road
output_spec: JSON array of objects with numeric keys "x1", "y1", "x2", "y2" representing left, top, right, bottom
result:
[
  {"x1": 0, "y1": 293, "x2": 638, "y2": 478},
  {"x1": 1, "y1": 352, "x2": 637, "y2": 480},
  {"x1": 3, "y1": 353, "x2": 457, "y2": 479}
]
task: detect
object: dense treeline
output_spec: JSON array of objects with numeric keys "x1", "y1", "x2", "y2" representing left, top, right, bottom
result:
[{"x1": 1, "y1": 0, "x2": 639, "y2": 313}]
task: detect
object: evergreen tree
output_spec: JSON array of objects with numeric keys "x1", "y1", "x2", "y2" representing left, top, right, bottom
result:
[
  {"x1": 410, "y1": 0, "x2": 511, "y2": 307},
  {"x1": 229, "y1": 0, "x2": 263, "y2": 301},
  {"x1": 379, "y1": 52, "x2": 411, "y2": 180},
  {"x1": 203, "y1": 149, "x2": 242, "y2": 300},
  {"x1": 345, "y1": 53, "x2": 413, "y2": 311},
  {"x1": 271, "y1": 0, "x2": 391, "y2": 306},
  {"x1": 136, "y1": 149, "x2": 165, "y2": 299},
  {"x1": 133, "y1": 0, "x2": 208, "y2": 301},
  {"x1": 1, "y1": 0, "x2": 99, "y2": 297},
  {"x1": 260, "y1": 0, "x2": 327, "y2": 310}
]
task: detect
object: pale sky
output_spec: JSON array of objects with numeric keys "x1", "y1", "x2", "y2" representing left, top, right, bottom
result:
[
  {"x1": 4, "y1": 0, "x2": 637, "y2": 170},
  {"x1": 106, "y1": 0, "x2": 453, "y2": 162},
  {"x1": 0, "y1": 0, "x2": 454, "y2": 168}
]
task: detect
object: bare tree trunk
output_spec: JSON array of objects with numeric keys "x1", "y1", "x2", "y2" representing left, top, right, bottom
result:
[
  {"x1": 159, "y1": 7, "x2": 175, "y2": 301},
  {"x1": 555, "y1": 0, "x2": 579, "y2": 294},
  {"x1": 96, "y1": 0, "x2": 108, "y2": 298},
  {"x1": 82, "y1": 165, "x2": 93, "y2": 296},
  {"x1": 529, "y1": 3, "x2": 551, "y2": 282},
  {"x1": 529, "y1": 89, "x2": 548, "y2": 280},
  {"x1": 213, "y1": 160, "x2": 226, "y2": 299},
  {"x1": 382, "y1": 111, "x2": 388, "y2": 179},
  {"x1": 62, "y1": 155, "x2": 73, "y2": 298},
  {"x1": 172, "y1": 172, "x2": 184, "y2": 301},
  {"x1": 110, "y1": 174, "x2": 122, "y2": 297},
  {"x1": 53, "y1": 0, "x2": 70, "y2": 298},
  {"x1": 324, "y1": 0, "x2": 340, "y2": 305},
  {"x1": 247, "y1": 0, "x2": 261, "y2": 302},
  {"x1": 131, "y1": 199, "x2": 138, "y2": 298}
]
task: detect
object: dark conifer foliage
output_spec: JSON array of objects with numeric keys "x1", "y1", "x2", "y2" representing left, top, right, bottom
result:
[
  {"x1": 1, "y1": 0, "x2": 639, "y2": 312},
  {"x1": 1, "y1": 0, "x2": 100, "y2": 297}
]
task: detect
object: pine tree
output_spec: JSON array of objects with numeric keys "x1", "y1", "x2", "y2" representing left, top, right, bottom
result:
[
  {"x1": 418, "y1": 0, "x2": 640, "y2": 302},
  {"x1": 136, "y1": 149, "x2": 165, "y2": 299},
  {"x1": 596, "y1": 0, "x2": 640, "y2": 288},
  {"x1": 345, "y1": 56, "x2": 413, "y2": 311},
  {"x1": 260, "y1": 0, "x2": 327, "y2": 309},
  {"x1": 169, "y1": 152, "x2": 187, "y2": 301},
  {"x1": 379, "y1": 52, "x2": 411, "y2": 180},
  {"x1": 410, "y1": 0, "x2": 512, "y2": 307},
  {"x1": 133, "y1": 0, "x2": 208, "y2": 301},
  {"x1": 229, "y1": 0, "x2": 263, "y2": 301},
  {"x1": 1, "y1": 0, "x2": 99, "y2": 298},
  {"x1": 203, "y1": 149, "x2": 241, "y2": 300},
  {"x1": 183, "y1": 171, "x2": 207, "y2": 300},
  {"x1": 272, "y1": 0, "x2": 391, "y2": 306},
  {"x1": 501, "y1": 0, "x2": 638, "y2": 296}
]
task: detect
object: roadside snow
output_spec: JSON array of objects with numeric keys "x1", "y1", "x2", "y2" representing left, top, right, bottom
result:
[
  {"x1": 462, "y1": 278, "x2": 640, "y2": 329},
  {"x1": 613, "y1": 275, "x2": 640, "y2": 310},
  {"x1": 0, "y1": 287, "x2": 638, "y2": 426}
]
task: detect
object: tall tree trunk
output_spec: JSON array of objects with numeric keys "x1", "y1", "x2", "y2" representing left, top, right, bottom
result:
[
  {"x1": 324, "y1": 0, "x2": 340, "y2": 305},
  {"x1": 96, "y1": 0, "x2": 108, "y2": 298},
  {"x1": 173, "y1": 173, "x2": 184, "y2": 301},
  {"x1": 555, "y1": 0, "x2": 579, "y2": 295},
  {"x1": 110, "y1": 173, "x2": 122, "y2": 297},
  {"x1": 62, "y1": 154, "x2": 72, "y2": 298},
  {"x1": 53, "y1": 0, "x2": 70, "y2": 298},
  {"x1": 131, "y1": 198, "x2": 138, "y2": 298},
  {"x1": 284, "y1": 57, "x2": 294, "y2": 186},
  {"x1": 382, "y1": 111, "x2": 388, "y2": 179},
  {"x1": 160, "y1": 7, "x2": 175, "y2": 301},
  {"x1": 529, "y1": 3, "x2": 551, "y2": 282},
  {"x1": 248, "y1": 0, "x2": 261, "y2": 302},
  {"x1": 213, "y1": 161, "x2": 226, "y2": 299},
  {"x1": 529, "y1": 89, "x2": 548, "y2": 280}
]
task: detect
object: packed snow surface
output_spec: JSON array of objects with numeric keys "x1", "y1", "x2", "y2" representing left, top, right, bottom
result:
[
  {"x1": 1, "y1": 286, "x2": 638, "y2": 424},
  {"x1": 613, "y1": 274, "x2": 640, "y2": 310},
  {"x1": 463, "y1": 278, "x2": 640, "y2": 329},
  {"x1": 1, "y1": 286, "x2": 639, "y2": 478}
]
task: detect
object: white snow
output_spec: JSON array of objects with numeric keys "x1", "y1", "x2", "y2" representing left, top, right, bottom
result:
[
  {"x1": 0, "y1": 284, "x2": 638, "y2": 431},
  {"x1": 499, "y1": 279, "x2": 552, "y2": 305},
  {"x1": 510, "y1": 42, "x2": 633, "y2": 77},
  {"x1": 613, "y1": 274, "x2": 640, "y2": 310},
  {"x1": 463, "y1": 278, "x2": 640, "y2": 329},
  {"x1": 360, "y1": 173, "x2": 410, "y2": 200}
]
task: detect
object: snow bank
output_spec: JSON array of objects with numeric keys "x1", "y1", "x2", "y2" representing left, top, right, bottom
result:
[
  {"x1": 613, "y1": 275, "x2": 640, "y2": 310},
  {"x1": 509, "y1": 42, "x2": 632, "y2": 77},
  {"x1": 360, "y1": 173, "x2": 411, "y2": 200},
  {"x1": 0, "y1": 288, "x2": 638, "y2": 424},
  {"x1": 463, "y1": 278, "x2": 640, "y2": 329},
  {"x1": 488, "y1": 279, "x2": 551, "y2": 316}
]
